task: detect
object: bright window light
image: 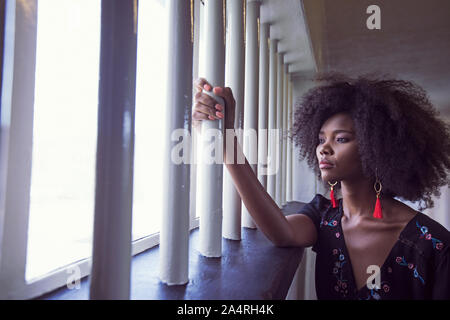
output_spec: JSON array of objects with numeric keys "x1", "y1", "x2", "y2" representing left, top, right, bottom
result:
[
  {"x1": 26, "y1": 0, "x2": 101, "y2": 281},
  {"x1": 132, "y1": 0, "x2": 169, "y2": 241},
  {"x1": 26, "y1": 0, "x2": 170, "y2": 281}
]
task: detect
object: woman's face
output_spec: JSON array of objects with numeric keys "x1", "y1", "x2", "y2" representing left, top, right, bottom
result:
[{"x1": 315, "y1": 112, "x2": 364, "y2": 183}]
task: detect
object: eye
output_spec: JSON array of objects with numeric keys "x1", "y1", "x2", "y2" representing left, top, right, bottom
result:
[
  {"x1": 318, "y1": 137, "x2": 325, "y2": 144},
  {"x1": 337, "y1": 137, "x2": 349, "y2": 143}
]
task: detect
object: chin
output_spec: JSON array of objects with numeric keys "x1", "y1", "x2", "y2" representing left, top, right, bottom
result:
[{"x1": 321, "y1": 172, "x2": 339, "y2": 182}]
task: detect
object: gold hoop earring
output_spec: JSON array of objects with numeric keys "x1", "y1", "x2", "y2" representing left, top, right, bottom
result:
[
  {"x1": 328, "y1": 181, "x2": 338, "y2": 208},
  {"x1": 373, "y1": 170, "x2": 383, "y2": 219}
]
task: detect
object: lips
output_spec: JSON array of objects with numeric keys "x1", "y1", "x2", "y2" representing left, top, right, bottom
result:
[{"x1": 319, "y1": 159, "x2": 334, "y2": 169}]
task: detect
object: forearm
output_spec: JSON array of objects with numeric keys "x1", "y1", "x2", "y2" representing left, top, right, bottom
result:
[{"x1": 223, "y1": 133, "x2": 293, "y2": 246}]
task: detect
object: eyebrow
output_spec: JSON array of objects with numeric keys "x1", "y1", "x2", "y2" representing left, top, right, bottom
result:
[{"x1": 319, "y1": 129, "x2": 355, "y2": 135}]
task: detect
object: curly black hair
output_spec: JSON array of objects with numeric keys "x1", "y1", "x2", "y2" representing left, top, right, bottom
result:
[{"x1": 291, "y1": 72, "x2": 450, "y2": 211}]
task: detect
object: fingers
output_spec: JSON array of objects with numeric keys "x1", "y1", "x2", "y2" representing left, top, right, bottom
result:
[
  {"x1": 192, "y1": 111, "x2": 209, "y2": 121},
  {"x1": 193, "y1": 90, "x2": 224, "y2": 120},
  {"x1": 193, "y1": 78, "x2": 229, "y2": 124},
  {"x1": 194, "y1": 77, "x2": 213, "y2": 93},
  {"x1": 212, "y1": 86, "x2": 235, "y2": 110},
  {"x1": 194, "y1": 90, "x2": 218, "y2": 107},
  {"x1": 193, "y1": 78, "x2": 233, "y2": 106},
  {"x1": 193, "y1": 102, "x2": 224, "y2": 120}
]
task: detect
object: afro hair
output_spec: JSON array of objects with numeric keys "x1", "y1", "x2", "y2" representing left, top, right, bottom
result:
[{"x1": 291, "y1": 72, "x2": 450, "y2": 211}]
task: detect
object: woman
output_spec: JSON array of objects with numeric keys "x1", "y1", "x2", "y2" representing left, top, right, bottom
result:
[{"x1": 192, "y1": 73, "x2": 450, "y2": 300}]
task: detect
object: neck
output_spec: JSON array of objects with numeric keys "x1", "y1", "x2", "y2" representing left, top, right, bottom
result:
[{"x1": 340, "y1": 178, "x2": 383, "y2": 220}]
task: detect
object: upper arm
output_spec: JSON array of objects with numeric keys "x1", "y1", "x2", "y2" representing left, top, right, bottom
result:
[{"x1": 284, "y1": 214, "x2": 318, "y2": 247}]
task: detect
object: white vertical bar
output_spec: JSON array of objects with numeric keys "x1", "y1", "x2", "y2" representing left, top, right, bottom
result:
[
  {"x1": 0, "y1": 0, "x2": 38, "y2": 299},
  {"x1": 286, "y1": 77, "x2": 293, "y2": 202},
  {"x1": 198, "y1": 0, "x2": 225, "y2": 258},
  {"x1": 90, "y1": 0, "x2": 138, "y2": 300},
  {"x1": 190, "y1": 0, "x2": 201, "y2": 229},
  {"x1": 242, "y1": 0, "x2": 260, "y2": 229},
  {"x1": 266, "y1": 38, "x2": 277, "y2": 201},
  {"x1": 257, "y1": 22, "x2": 269, "y2": 190},
  {"x1": 281, "y1": 64, "x2": 288, "y2": 205},
  {"x1": 275, "y1": 52, "x2": 284, "y2": 207},
  {"x1": 289, "y1": 78, "x2": 294, "y2": 200},
  {"x1": 222, "y1": 0, "x2": 244, "y2": 240},
  {"x1": 159, "y1": 0, "x2": 193, "y2": 286}
]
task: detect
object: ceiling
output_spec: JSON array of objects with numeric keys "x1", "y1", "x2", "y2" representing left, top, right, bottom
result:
[
  {"x1": 259, "y1": 0, "x2": 450, "y2": 117},
  {"x1": 259, "y1": 0, "x2": 316, "y2": 77}
]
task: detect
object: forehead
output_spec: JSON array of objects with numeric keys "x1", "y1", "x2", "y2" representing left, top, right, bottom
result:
[{"x1": 319, "y1": 113, "x2": 354, "y2": 133}]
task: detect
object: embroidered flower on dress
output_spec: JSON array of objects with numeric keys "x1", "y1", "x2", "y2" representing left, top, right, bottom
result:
[
  {"x1": 360, "y1": 280, "x2": 391, "y2": 300},
  {"x1": 416, "y1": 221, "x2": 444, "y2": 250},
  {"x1": 396, "y1": 256, "x2": 425, "y2": 285},
  {"x1": 361, "y1": 289, "x2": 381, "y2": 300},
  {"x1": 331, "y1": 248, "x2": 349, "y2": 298},
  {"x1": 321, "y1": 216, "x2": 339, "y2": 229},
  {"x1": 371, "y1": 292, "x2": 381, "y2": 300}
]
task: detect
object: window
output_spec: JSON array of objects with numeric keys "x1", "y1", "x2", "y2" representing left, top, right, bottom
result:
[
  {"x1": 25, "y1": 0, "x2": 174, "y2": 281},
  {"x1": 2, "y1": 0, "x2": 200, "y2": 299},
  {"x1": 132, "y1": 0, "x2": 169, "y2": 241},
  {"x1": 26, "y1": 0, "x2": 101, "y2": 281}
]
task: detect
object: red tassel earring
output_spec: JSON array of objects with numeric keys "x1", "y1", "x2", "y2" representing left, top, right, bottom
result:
[
  {"x1": 328, "y1": 181, "x2": 338, "y2": 208},
  {"x1": 373, "y1": 178, "x2": 383, "y2": 219}
]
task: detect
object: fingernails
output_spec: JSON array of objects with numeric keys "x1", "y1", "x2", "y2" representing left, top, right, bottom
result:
[
  {"x1": 215, "y1": 104, "x2": 223, "y2": 111},
  {"x1": 216, "y1": 111, "x2": 224, "y2": 119}
]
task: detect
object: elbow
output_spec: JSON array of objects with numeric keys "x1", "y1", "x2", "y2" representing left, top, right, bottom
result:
[
  {"x1": 271, "y1": 227, "x2": 297, "y2": 248},
  {"x1": 273, "y1": 242, "x2": 291, "y2": 248},
  {"x1": 272, "y1": 237, "x2": 294, "y2": 248}
]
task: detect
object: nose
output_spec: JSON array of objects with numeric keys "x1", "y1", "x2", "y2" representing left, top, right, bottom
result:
[{"x1": 318, "y1": 140, "x2": 333, "y2": 156}]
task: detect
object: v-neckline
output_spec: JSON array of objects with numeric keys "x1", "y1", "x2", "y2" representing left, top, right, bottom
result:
[{"x1": 336, "y1": 197, "x2": 420, "y2": 294}]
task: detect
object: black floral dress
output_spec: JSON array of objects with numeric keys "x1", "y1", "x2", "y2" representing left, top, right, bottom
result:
[{"x1": 297, "y1": 194, "x2": 450, "y2": 300}]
